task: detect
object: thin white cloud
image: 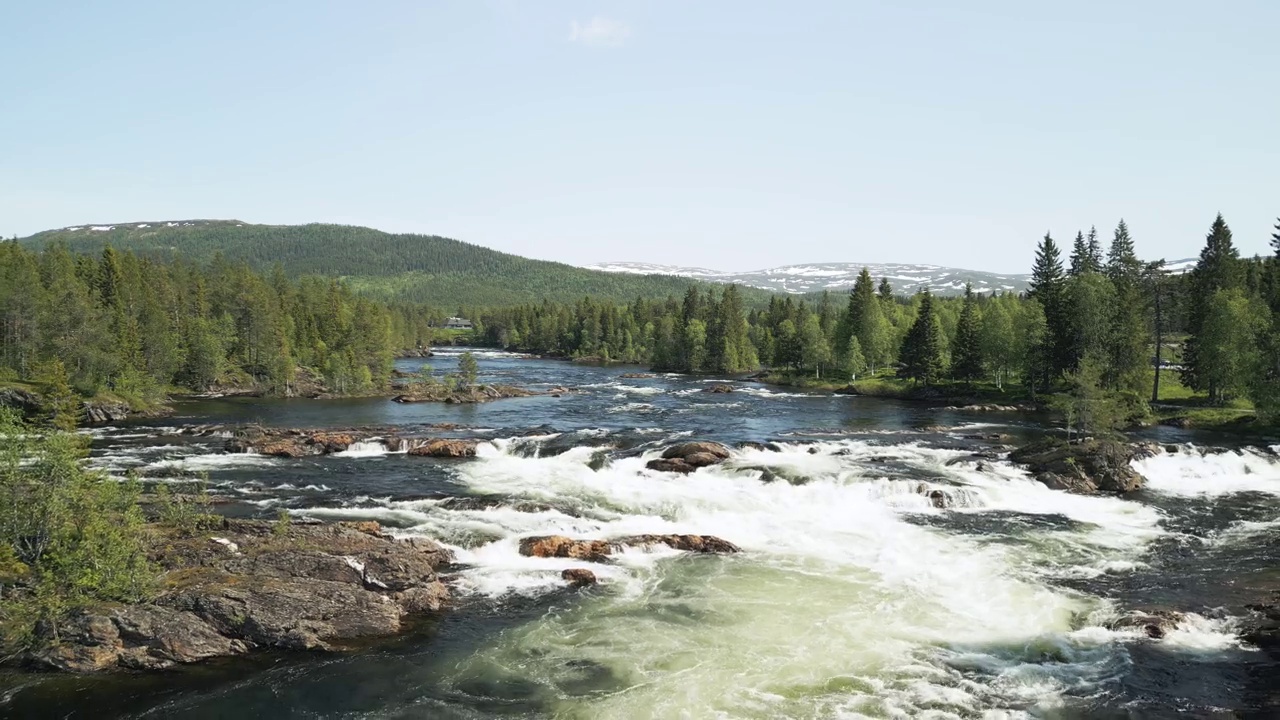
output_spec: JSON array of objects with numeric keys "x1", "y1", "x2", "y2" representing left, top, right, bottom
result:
[{"x1": 569, "y1": 17, "x2": 630, "y2": 47}]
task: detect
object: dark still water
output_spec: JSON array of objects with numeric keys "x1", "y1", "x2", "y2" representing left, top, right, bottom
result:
[{"x1": 5, "y1": 350, "x2": 1280, "y2": 719}]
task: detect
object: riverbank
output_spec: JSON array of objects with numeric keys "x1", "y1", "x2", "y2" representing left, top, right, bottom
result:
[{"x1": 15, "y1": 518, "x2": 452, "y2": 673}]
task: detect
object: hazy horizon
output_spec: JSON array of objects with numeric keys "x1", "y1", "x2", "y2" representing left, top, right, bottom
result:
[{"x1": 3, "y1": 1, "x2": 1277, "y2": 273}]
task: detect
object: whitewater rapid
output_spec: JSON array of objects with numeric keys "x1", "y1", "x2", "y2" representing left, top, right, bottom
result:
[{"x1": 269, "y1": 434, "x2": 1280, "y2": 717}]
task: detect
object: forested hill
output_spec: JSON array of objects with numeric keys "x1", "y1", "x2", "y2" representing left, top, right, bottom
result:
[{"x1": 17, "y1": 220, "x2": 707, "y2": 306}]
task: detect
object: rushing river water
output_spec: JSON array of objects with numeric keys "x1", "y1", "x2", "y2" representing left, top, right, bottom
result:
[{"x1": 5, "y1": 350, "x2": 1280, "y2": 719}]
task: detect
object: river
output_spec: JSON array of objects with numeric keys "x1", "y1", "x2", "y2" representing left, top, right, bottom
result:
[{"x1": 4, "y1": 349, "x2": 1279, "y2": 718}]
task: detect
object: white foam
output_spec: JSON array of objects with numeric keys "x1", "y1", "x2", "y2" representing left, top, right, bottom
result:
[
  {"x1": 1134, "y1": 448, "x2": 1280, "y2": 497},
  {"x1": 332, "y1": 440, "x2": 394, "y2": 457}
]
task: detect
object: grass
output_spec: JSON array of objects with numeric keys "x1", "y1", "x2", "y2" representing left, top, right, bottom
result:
[{"x1": 763, "y1": 369, "x2": 1030, "y2": 405}]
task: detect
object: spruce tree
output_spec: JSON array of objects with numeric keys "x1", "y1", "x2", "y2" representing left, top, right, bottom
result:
[
  {"x1": 951, "y1": 284, "x2": 984, "y2": 383},
  {"x1": 1103, "y1": 219, "x2": 1148, "y2": 393},
  {"x1": 1069, "y1": 231, "x2": 1089, "y2": 276},
  {"x1": 1028, "y1": 233, "x2": 1070, "y2": 384},
  {"x1": 899, "y1": 289, "x2": 945, "y2": 386},
  {"x1": 877, "y1": 277, "x2": 893, "y2": 301},
  {"x1": 1085, "y1": 226, "x2": 1103, "y2": 271},
  {"x1": 1183, "y1": 213, "x2": 1243, "y2": 402}
]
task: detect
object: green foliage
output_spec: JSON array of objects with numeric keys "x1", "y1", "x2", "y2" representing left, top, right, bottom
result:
[
  {"x1": 1050, "y1": 354, "x2": 1124, "y2": 438},
  {"x1": 950, "y1": 284, "x2": 984, "y2": 383},
  {"x1": 0, "y1": 409, "x2": 154, "y2": 651},
  {"x1": 0, "y1": 243, "x2": 407, "y2": 401},
  {"x1": 899, "y1": 290, "x2": 946, "y2": 386},
  {"x1": 153, "y1": 481, "x2": 219, "y2": 534},
  {"x1": 19, "y1": 221, "x2": 741, "y2": 306},
  {"x1": 273, "y1": 509, "x2": 291, "y2": 538},
  {"x1": 457, "y1": 352, "x2": 479, "y2": 387}
]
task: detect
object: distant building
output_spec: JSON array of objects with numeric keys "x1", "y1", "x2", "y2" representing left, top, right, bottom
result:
[{"x1": 443, "y1": 316, "x2": 473, "y2": 330}]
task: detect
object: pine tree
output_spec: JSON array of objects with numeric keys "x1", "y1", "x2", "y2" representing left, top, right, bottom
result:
[
  {"x1": 899, "y1": 289, "x2": 945, "y2": 386},
  {"x1": 950, "y1": 283, "x2": 984, "y2": 383},
  {"x1": 837, "y1": 269, "x2": 875, "y2": 352},
  {"x1": 1183, "y1": 213, "x2": 1243, "y2": 402},
  {"x1": 877, "y1": 277, "x2": 893, "y2": 301},
  {"x1": 1272, "y1": 218, "x2": 1280, "y2": 256}
]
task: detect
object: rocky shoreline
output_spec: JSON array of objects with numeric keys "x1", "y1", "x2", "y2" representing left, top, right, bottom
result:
[{"x1": 23, "y1": 519, "x2": 452, "y2": 673}]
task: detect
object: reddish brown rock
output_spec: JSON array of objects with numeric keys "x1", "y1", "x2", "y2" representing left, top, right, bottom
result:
[
  {"x1": 408, "y1": 439, "x2": 480, "y2": 458},
  {"x1": 561, "y1": 568, "x2": 598, "y2": 588},
  {"x1": 617, "y1": 534, "x2": 740, "y2": 554},
  {"x1": 518, "y1": 535, "x2": 612, "y2": 562}
]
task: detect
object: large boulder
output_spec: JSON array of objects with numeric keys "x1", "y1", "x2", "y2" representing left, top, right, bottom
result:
[
  {"x1": 408, "y1": 438, "x2": 480, "y2": 458},
  {"x1": 518, "y1": 535, "x2": 612, "y2": 562},
  {"x1": 1008, "y1": 438, "x2": 1149, "y2": 494},
  {"x1": 647, "y1": 441, "x2": 732, "y2": 473},
  {"x1": 561, "y1": 568, "x2": 598, "y2": 588}
]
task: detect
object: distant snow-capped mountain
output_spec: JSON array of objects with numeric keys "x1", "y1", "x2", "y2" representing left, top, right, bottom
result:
[
  {"x1": 583, "y1": 261, "x2": 1031, "y2": 296},
  {"x1": 584, "y1": 258, "x2": 1199, "y2": 296}
]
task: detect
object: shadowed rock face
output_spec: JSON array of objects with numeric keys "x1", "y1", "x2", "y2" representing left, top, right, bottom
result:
[
  {"x1": 29, "y1": 520, "x2": 452, "y2": 673},
  {"x1": 517, "y1": 534, "x2": 740, "y2": 563},
  {"x1": 1009, "y1": 438, "x2": 1152, "y2": 494}
]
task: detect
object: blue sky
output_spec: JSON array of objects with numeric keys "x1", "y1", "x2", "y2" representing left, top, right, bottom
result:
[{"x1": 2, "y1": 1, "x2": 1277, "y2": 273}]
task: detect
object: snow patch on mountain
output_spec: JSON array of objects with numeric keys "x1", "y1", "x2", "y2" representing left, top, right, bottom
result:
[{"x1": 583, "y1": 261, "x2": 1031, "y2": 296}]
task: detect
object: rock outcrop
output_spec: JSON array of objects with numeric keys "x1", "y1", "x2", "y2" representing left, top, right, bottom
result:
[
  {"x1": 646, "y1": 441, "x2": 732, "y2": 474},
  {"x1": 28, "y1": 520, "x2": 451, "y2": 673},
  {"x1": 1008, "y1": 438, "x2": 1152, "y2": 494},
  {"x1": 703, "y1": 384, "x2": 735, "y2": 394},
  {"x1": 0, "y1": 387, "x2": 44, "y2": 418},
  {"x1": 392, "y1": 384, "x2": 537, "y2": 404},
  {"x1": 1106, "y1": 608, "x2": 1186, "y2": 639},
  {"x1": 518, "y1": 534, "x2": 740, "y2": 562},
  {"x1": 407, "y1": 439, "x2": 481, "y2": 458}
]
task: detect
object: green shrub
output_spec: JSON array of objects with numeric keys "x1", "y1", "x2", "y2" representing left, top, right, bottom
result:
[{"x1": 0, "y1": 409, "x2": 156, "y2": 652}]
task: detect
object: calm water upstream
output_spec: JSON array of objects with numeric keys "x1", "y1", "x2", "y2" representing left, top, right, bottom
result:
[{"x1": 4, "y1": 349, "x2": 1279, "y2": 719}]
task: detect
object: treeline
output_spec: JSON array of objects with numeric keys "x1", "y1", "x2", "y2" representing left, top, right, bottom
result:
[
  {"x1": 473, "y1": 214, "x2": 1280, "y2": 421},
  {"x1": 20, "y1": 221, "x2": 723, "y2": 306},
  {"x1": 0, "y1": 243, "x2": 443, "y2": 403}
]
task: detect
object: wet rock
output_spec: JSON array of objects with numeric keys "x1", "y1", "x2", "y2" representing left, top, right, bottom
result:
[
  {"x1": 617, "y1": 534, "x2": 740, "y2": 554},
  {"x1": 1009, "y1": 438, "x2": 1146, "y2": 494},
  {"x1": 944, "y1": 404, "x2": 1023, "y2": 412},
  {"x1": 518, "y1": 534, "x2": 739, "y2": 563},
  {"x1": 408, "y1": 439, "x2": 480, "y2": 458},
  {"x1": 647, "y1": 441, "x2": 732, "y2": 473},
  {"x1": 1242, "y1": 597, "x2": 1280, "y2": 649},
  {"x1": 519, "y1": 536, "x2": 612, "y2": 562},
  {"x1": 562, "y1": 568, "x2": 598, "y2": 588},
  {"x1": 962, "y1": 433, "x2": 1014, "y2": 443},
  {"x1": 1163, "y1": 444, "x2": 1180, "y2": 454},
  {"x1": 703, "y1": 384, "x2": 735, "y2": 394},
  {"x1": 1161, "y1": 416, "x2": 1193, "y2": 429},
  {"x1": 1107, "y1": 609, "x2": 1185, "y2": 639},
  {"x1": 645, "y1": 458, "x2": 696, "y2": 474},
  {"x1": 619, "y1": 373, "x2": 655, "y2": 379},
  {"x1": 662, "y1": 442, "x2": 731, "y2": 461},
  {"x1": 736, "y1": 441, "x2": 783, "y2": 453}
]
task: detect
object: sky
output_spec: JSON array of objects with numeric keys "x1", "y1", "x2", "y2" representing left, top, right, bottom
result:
[{"x1": 2, "y1": 1, "x2": 1277, "y2": 273}]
